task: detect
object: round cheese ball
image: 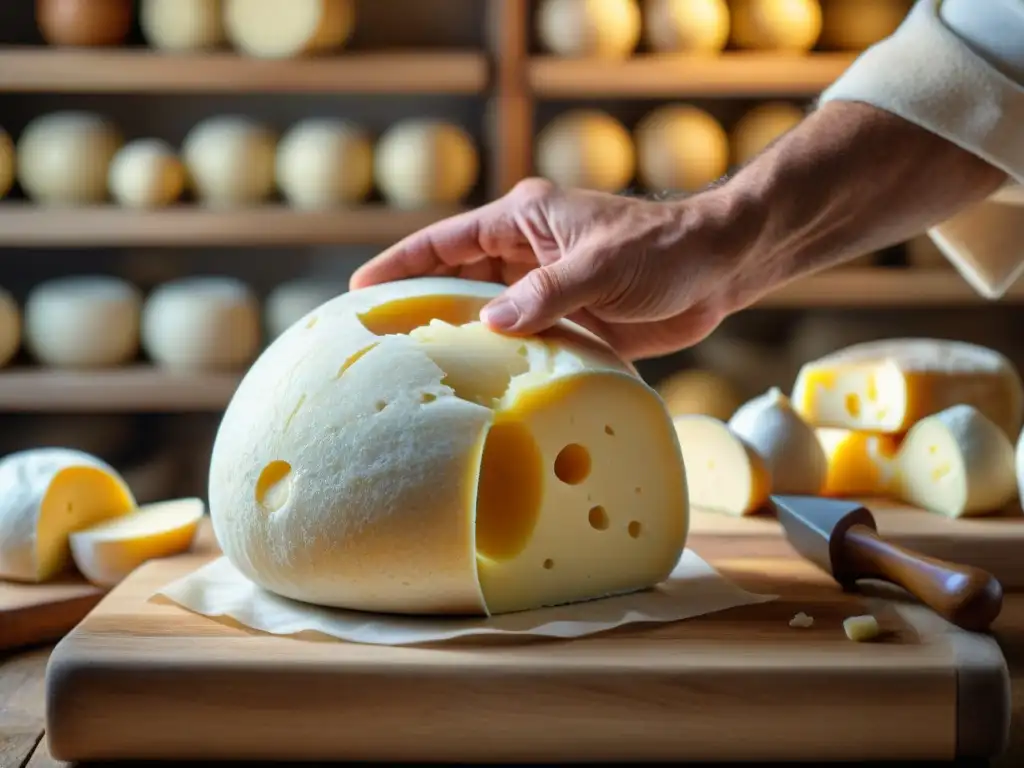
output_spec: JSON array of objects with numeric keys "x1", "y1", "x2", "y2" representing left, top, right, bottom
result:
[
  {"x1": 0, "y1": 287, "x2": 21, "y2": 369},
  {"x1": 374, "y1": 120, "x2": 479, "y2": 209},
  {"x1": 182, "y1": 116, "x2": 277, "y2": 208},
  {"x1": 17, "y1": 112, "x2": 123, "y2": 205},
  {"x1": 36, "y1": 0, "x2": 133, "y2": 47},
  {"x1": 208, "y1": 276, "x2": 688, "y2": 616},
  {"x1": 224, "y1": 0, "x2": 355, "y2": 59},
  {"x1": 819, "y1": 0, "x2": 910, "y2": 50},
  {"x1": 641, "y1": 0, "x2": 730, "y2": 53},
  {"x1": 730, "y1": 0, "x2": 822, "y2": 51},
  {"x1": 536, "y1": 110, "x2": 635, "y2": 193},
  {"x1": 537, "y1": 0, "x2": 641, "y2": 59},
  {"x1": 142, "y1": 276, "x2": 261, "y2": 371},
  {"x1": 275, "y1": 119, "x2": 373, "y2": 209},
  {"x1": 140, "y1": 0, "x2": 226, "y2": 52},
  {"x1": 108, "y1": 139, "x2": 186, "y2": 209},
  {"x1": 24, "y1": 276, "x2": 141, "y2": 368},
  {"x1": 635, "y1": 104, "x2": 728, "y2": 194},
  {"x1": 265, "y1": 278, "x2": 348, "y2": 339},
  {"x1": 0, "y1": 128, "x2": 13, "y2": 199},
  {"x1": 730, "y1": 101, "x2": 805, "y2": 167}
]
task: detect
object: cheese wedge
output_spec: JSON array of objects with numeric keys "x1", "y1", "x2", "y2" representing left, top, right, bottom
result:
[
  {"x1": 0, "y1": 449, "x2": 136, "y2": 582},
  {"x1": 208, "y1": 277, "x2": 688, "y2": 616},
  {"x1": 673, "y1": 414, "x2": 771, "y2": 516},
  {"x1": 792, "y1": 338, "x2": 1024, "y2": 438},
  {"x1": 728, "y1": 387, "x2": 827, "y2": 495},
  {"x1": 69, "y1": 497, "x2": 204, "y2": 588},
  {"x1": 816, "y1": 427, "x2": 902, "y2": 497}
]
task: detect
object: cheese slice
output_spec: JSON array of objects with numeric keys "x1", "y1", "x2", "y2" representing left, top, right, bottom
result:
[
  {"x1": 208, "y1": 277, "x2": 688, "y2": 616},
  {"x1": 673, "y1": 414, "x2": 770, "y2": 515},
  {"x1": 69, "y1": 497, "x2": 204, "y2": 587},
  {"x1": 816, "y1": 427, "x2": 902, "y2": 497},
  {"x1": 0, "y1": 448, "x2": 136, "y2": 582},
  {"x1": 791, "y1": 338, "x2": 1024, "y2": 438}
]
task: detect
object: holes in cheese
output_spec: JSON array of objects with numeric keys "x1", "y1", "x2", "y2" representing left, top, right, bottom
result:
[
  {"x1": 209, "y1": 276, "x2": 688, "y2": 616},
  {"x1": 792, "y1": 339, "x2": 1024, "y2": 439},
  {"x1": 68, "y1": 497, "x2": 205, "y2": 588},
  {"x1": 0, "y1": 449, "x2": 136, "y2": 583},
  {"x1": 672, "y1": 414, "x2": 771, "y2": 516}
]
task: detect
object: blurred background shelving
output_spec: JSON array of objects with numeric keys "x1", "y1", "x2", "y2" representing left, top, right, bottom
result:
[{"x1": 0, "y1": 0, "x2": 1019, "y2": 504}]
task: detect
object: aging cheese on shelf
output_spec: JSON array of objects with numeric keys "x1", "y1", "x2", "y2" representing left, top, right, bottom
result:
[
  {"x1": 730, "y1": 0, "x2": 822, "y2": 51},
  {"x1": 224, "y1": 0, "x2": 354, "y2": 58},
  {"x1": 181, "y1": 116, "x2": 277, "y2": 208},
  {"x1": 0, "y1": 448, "x2": 136, "y2": 583},
  {"x1": 0, "y1": 128, "x2": 13, "y2": 199},
  {"x1": 140, "y1": 0, "x2": 226, "y2": 52},
  {"x1": 656, "y1": 368, "x2": 742, "y2": 421},
  {"x1": 208, "y1": 276, "x2": 688, "y2": 616},
  {"x1": 0, "y1": 286, "x2": 20, "y2": 369},
  {"x1": 374, "y1": 120, "x2": 479, "y2": 209},
  {"x1": 536, "y1": 110, "x2": 636, "y2": 193},
  {"x1": 730, "y1": 101, "x2": 805, "y2": 168},
  {"x1": 641, "y1": 0, "x2": 730, "y2": 53},
  {"x1": 791, "y1": 339, "x2": 1024, "y2": 439},
  {"x1": 69, "y1": 497, "x2": 204, "y2": 587},
  {"x1": 108, "y1": 138, "x2": 186, "y2": 209},
  {"x1": 635, "y1": 105, "x2": 729, "y2": 194},
  {"x1": 672, "y1": 414, "x2": 770, "y2": 516},
  {"x1": 819, "y1": 0, "x2": 910, "y2": 51},
  {"x1": 537, "y1": 0, "x2": 642, "y2": 59},
  {"x1": 276, "y1": 119, "x2": 373, "y2": 209},
  {"x1": 815, "y1": 427, "x2": 901, "y2": 497}
]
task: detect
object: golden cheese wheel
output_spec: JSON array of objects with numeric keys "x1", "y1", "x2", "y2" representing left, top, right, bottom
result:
[
  {"x1": 36, "y1": 0, "x2": 133, "y2": 47},
  {"x1": 536, "y1": 0, "x2": 642, "y2": 59},
  {"x1": 536, "y1": 110, "x2": 636, "y2": 193},
  {"x1": 641, "y1": 0, "x2": 730, "y2": 53},
  {"x1": 730, "y1": 0, "x2": 822, "y2": 52},
  {"x1": 656, "y1": 369, "x2": 743, "y2": 420},
  {"x1": 730, "y1": 101, "x2": 805, "y2": 167},
  {"x1": 635, "y1": 104, "x2": 729, "y2": 194},
  {"x1": 819, "y1": 0, "x2": 910, "y2": 51}
]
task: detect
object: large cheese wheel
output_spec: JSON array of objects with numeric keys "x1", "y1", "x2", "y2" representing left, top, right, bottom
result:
[
  {"x1": 818, "y1": 0, "x2": 910, "y2": 51},
  {"x1": 142, "y1": 276, "x2": 261, "y2": 371},
  {"x1": 140, "y1": 0, "x2": 225, "y2": 52},
  {"x1": 635, "y1": 105, "x2": 728, "y2": 194},
  {"x1": 374, "y1": 120, "x2": 479, "y2": 209},
  {"x1": 265, "y1": 277, "x2": 348, "y2": 339},
  {"x1": 108, "y1": 138, "x2": 186, "y2": 209},
  {"x1": 0, "y1": 287, "x2": 20, "y2": 369},
  {"x1": 730, "y1": 0, "x2": 822, "y2": 51},
  {"x1": 36, "y1": 0, "x2": 133, "y2": 47},
  {"x1": 17, "y1": 112, "x2": 123, "y2": 205},
  {"x1": 536, "y1": 0, "x2": 642, "y2": 59},
  {"x1": 182, "y1": 116, "x2": 277, "y2": 208},
  {"x1": 24, "y1": 276, "x2": 141, "y2": 368},
  {"x1": 0, "y1": 128, "x2": 13, "y2": 199},
  {"x1": 276, "y1": 119, "x2": 373, "y2": 209},
  {"x1": 641, "y1": 0, "x2": 730, "y2": 53},
  {"x1": 224, "y1": 0, "x2": 354, "y2": 59},
  {"x1": 208, "y1": 276, "x2": 688, "y2": 616},
  {"x1": 730, "y1": 101, "x2": 805, "y2": 167},
  {"x1": 0, "y1": 448, "x2": 136, "y2": 583},
  {"x1": 536, "y1": 110, "x2": 635, "y2": 193}
]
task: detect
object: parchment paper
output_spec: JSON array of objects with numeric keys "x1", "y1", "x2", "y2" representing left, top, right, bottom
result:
[{"x1": 154, "y1": 551, "x2": 775, "y2": 645}]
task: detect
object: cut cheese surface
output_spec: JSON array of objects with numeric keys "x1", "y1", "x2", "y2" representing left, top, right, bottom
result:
[
  {"x1": 69, "y1": 497, "x2": 204, "y2": 588},
  {"x1": 208, "y1": 276, "x2": 688, "y2": 616},
  {"x1": 673, "y1": 414, "x2": 770, "y2": 516},
  {"x1": 816, "y1": 427, "x2": 901, "y2": 497},
  {"x1": 791, "y1": 338, "x2": 1024, "y2": 438},
  {"x1": 0, "y1": 448, "x2": 136, "y2": 582}
]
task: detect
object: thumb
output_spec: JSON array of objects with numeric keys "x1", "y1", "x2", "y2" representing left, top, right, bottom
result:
[{"x1": 480, "y1": 257, "x2": 607, "y2": 335}]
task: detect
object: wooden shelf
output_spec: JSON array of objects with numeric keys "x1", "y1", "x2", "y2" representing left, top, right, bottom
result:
[
  {"x1": 0, "y1": 203, "x2": 467, "y2": 246},
  {"x1": 0, "y1": 367, "x2": 241, "y2": 412},
  {"x1": 0, "y1": 48, "x2": 489, "y2": 94},
  {"x1": 529, "y1": 52, "x2": 857, "y2": 98}
]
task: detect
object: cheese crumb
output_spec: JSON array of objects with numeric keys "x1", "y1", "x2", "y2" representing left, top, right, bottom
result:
[
  {"x1": 789, "y1": 611, "x2": 814, "y2": 628},
  {"x1": 843, "y1": 614, "x2": 882, "y2": 642}
]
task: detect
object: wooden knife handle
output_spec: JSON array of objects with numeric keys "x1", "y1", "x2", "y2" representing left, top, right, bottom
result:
[{"x1": 844, "y1": 523, "x2": 1003, "y2": 632}]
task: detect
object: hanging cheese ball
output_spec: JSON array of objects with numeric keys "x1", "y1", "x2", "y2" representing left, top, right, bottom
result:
[
  {"x1": 108, "y1": 139, "x2": 186, "y2": 209},
  {"x1": 24, "y1": 276, "x2": 141, "y2": 368},
  {"x1": 17, "y1": 112, "x2": 123, "y2": 205},
  {"x1": 140, "y1": 0, "x2": 226, "y2": 52},
  {"x1": 276, "y1": 119, "x2": 373, "y2": 210},
  {"x1": 730, "y1": 101, "x2": 805, "y2": 167},
  {"x1": 0, "y1": 287, "x2": 20, "y2": 369},
  {"x1": 142, "y1": 277, "x2": 262, "y2": 371},
  {"x1": 537, "y1": 0, "x2": 642, "y2": 58},
  {"x1": 224, "y1": 0, "x2": 355, "y2": 59},
  {"x1": 536, "y1": 110, "x2": 635, "y2": 193},
  {"x1": 208, "y1": 276, "x2": 688, "y2": 616},
  {"x1": 635, "y1": 104, "x2": 729, "y2": 194},
  {"x1": 730, "y1": 0, "x2": 822, "y2": 52},
  {"x1": 35, "y1": 0, "x2": 133, "y2": 47},
  {"x1": 374, "y1": 119, "x2": 479, "y2": 209},
  {"x1": 181, "y1": 116, "x2": 277, "y2": 208},
  {"x1": 265, "y1": 278, "x2": 348, "y2": 339},
  {"x1": 641, "y1": 0, "x2": 730, "y2": 53},
  {"x1": 819, "y1": 0, "x2": 910, "y2": 51},
  {"x1": 0, "y1": 129, "x2": 13, "y2": 199}
]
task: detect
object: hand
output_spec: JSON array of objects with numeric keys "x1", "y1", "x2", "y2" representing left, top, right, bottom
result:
[{"x1": 350, "y1": 179, "x2": 752, "y2": 361}]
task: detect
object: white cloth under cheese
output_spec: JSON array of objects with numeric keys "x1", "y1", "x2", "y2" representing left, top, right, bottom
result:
[{"x1": 820, "y1": 0, "x2": 1024, "y2": 298}]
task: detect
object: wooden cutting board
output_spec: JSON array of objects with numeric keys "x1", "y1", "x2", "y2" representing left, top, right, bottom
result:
[{"x1": 43, "y1": 517, "x2": 1009, "y2": 764}]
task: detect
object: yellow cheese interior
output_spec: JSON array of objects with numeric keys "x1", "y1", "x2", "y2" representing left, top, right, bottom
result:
[{"x1": 816, "y1": 427, "x2": 902, "y2": 497}]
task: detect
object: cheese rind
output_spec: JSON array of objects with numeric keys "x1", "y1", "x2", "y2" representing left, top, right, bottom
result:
[
  {"x1": 208, "y1": 277, "x2": 688, "y2": 616},
  {"x1": 816, "y1": 427, "x2": 901, "y2": 497},
  {"x1": 69, "y1": 497, "x2": 204, "y2": 587},
  {"x1": 791, "y1": 338, "x2": 1024, "y2": 439},
  {"x1": 0, "y1": 448, "x2": 136, "y2": 582}
]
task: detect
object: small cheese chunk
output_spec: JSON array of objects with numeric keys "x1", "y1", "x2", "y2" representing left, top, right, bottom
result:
[
  {"x1": 182, "y1": 116, "x2": 277, "y2": 208},
  {"x1": 224, "y1": 0, "x2": 354, "y2": 59},
  {"x1": 791, "y1": 339, "x2": 1024, "y2": 439},
  {"x1": 69, "y1": 497, "x2": 204, "y2": 587},
  {"x1": 0, "y1": 449, "x2": 136, "y2": 582},
  {"x1": 0, "y1": 286, "x2": 20, "y2": 369},
  {"x1": 728, "y1": 388, "x2": 827, "y2": 495},
  {"x1": 209, "y1": 277, "x2": 688, "y2": 616},
  {"x1": 140, "y1": 0, "x2": 226, "y2": 52},
  {"x1": 536, "y1": 0, "x2": 642, "y2": 59},
  {"x1": 673, "y1": 414, "x2": 770, "y2": 515},
  {"x1": 108, "y1": 138, "x2": 186, "y2": 209},
  {"x1": 789, "y1": 611, "x2": 814, "y2": 628},
  {"x1": 897, "y1": 404, "x2": 1016, "y2": 518},
  {"x1": 843, "y1": 614, "x2": 882, "y2": 642},
  {"x1": 816, "y1": 427, "x2": 902, "y2": 497}
]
